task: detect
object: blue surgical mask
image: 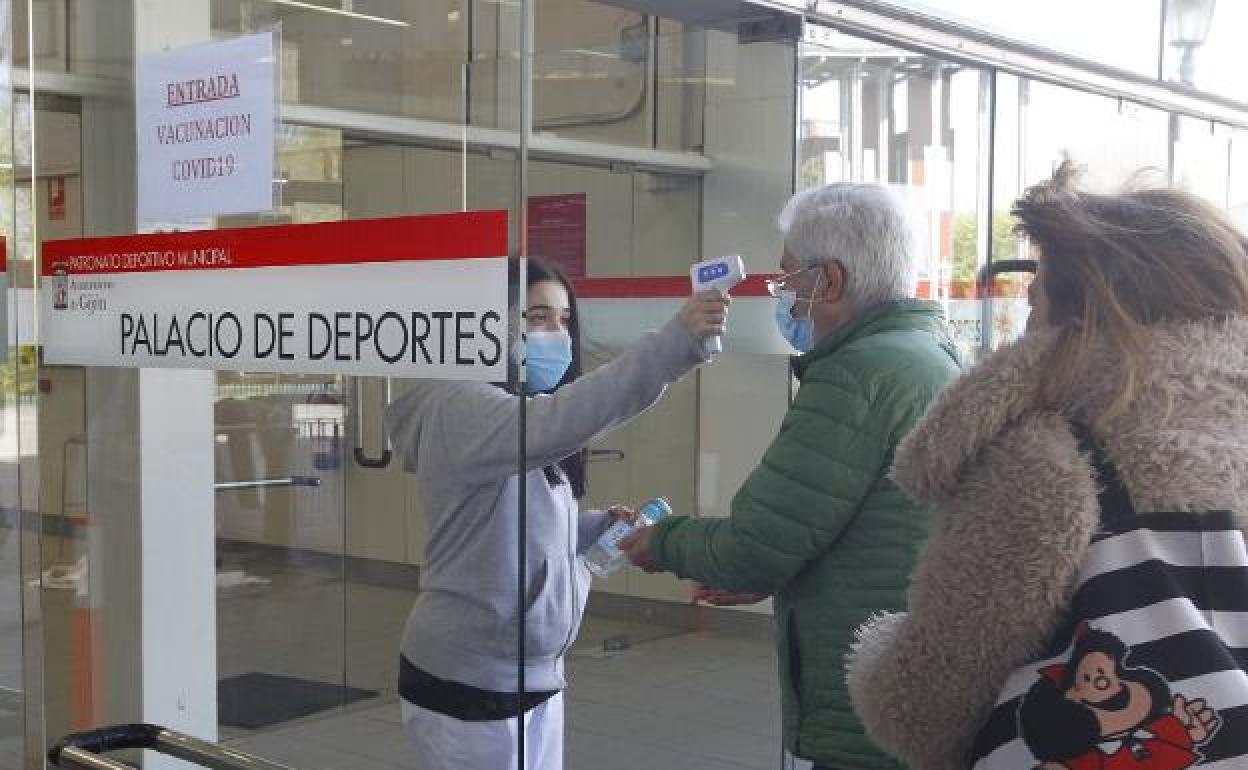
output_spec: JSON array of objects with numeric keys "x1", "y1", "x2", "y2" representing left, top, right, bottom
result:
[
  {"x1": 524, "y1": 330, "x2": 573, "y2": 393},
  {"x1": 774, "y1": 290, "x2": 814, "y2": 353}
]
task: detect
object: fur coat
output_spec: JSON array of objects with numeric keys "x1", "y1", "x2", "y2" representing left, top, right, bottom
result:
[{"x1": 845, "y1": 317, "x2": 1248, "y2": 770}]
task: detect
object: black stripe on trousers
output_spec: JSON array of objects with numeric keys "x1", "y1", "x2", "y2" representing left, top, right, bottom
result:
[{"x1": 974, "y1": 702, "x2": 1248, "y2": 765}]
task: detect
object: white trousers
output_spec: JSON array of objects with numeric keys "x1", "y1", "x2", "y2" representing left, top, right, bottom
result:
[{"x1": 401, "y1": 693, "x2": 565, "y2": 770}]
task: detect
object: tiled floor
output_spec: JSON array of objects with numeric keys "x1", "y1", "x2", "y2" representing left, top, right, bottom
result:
[
  {"x1": 0, "y1": 518, "x2": 22, "y2": 769},
  {"x1": 6, "y1": 536, "x2": 782, "y2": 769},
  {"x1": 222, "y1": 629, "x2": 783, "y2": 770},
  {"x1": 216, "y1": 550, "x2": 784, "y2": 770}
]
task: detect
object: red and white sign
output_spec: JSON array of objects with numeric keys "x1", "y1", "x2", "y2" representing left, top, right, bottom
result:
[
  {"x1": 137, "y1": 31, "x2": 276, "y2": 222},
  {"x1": 42, "y1": 212, "x2": 510, "y2": 379}
]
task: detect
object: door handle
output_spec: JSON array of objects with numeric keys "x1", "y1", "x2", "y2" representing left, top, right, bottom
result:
[
  {"x1": 214, "y1": 476, "x2": 321, "y2": 492},
  {"x1": 588, "y1": 449, "x2": 625, "y2": 463},
  {"x1": 354, "y1": 377, "x2": 393, "y2": 469}
]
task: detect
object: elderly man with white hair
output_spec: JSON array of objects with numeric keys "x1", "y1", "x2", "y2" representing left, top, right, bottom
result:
[{"x1": 622, "y1": 183, "x2": 963, "y2": 770}]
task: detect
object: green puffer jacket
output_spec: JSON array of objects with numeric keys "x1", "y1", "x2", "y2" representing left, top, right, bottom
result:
[{"x1": 652, "y1": 300, "x2": 962, "y2": 769}]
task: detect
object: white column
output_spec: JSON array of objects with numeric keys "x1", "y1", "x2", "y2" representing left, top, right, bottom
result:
[
  {"x1": 135, "y1": 3, "x2": 217, "y2": 764},
  {"x1": 79, "y1": 3, "x2": 217, "y2": 768},
  {"x1": 137, "y1": 368, "x2": 217, "y2": 755}
]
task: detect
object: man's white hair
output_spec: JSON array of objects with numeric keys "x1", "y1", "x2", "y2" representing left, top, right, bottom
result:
[{"x1": 776, "y1": 183, "x2": 919, "y2": 312}]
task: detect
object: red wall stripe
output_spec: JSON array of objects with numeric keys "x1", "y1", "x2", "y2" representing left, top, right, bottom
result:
[
  {"x1": 573, "y1": 274, "x2": 776, "y2": 299},
  {"x1": 573, "y1": 275, "x2": 1026, "y2": 300},
  {"x1": 42, "y1": 211, "x2": 509, "y2": 276}
]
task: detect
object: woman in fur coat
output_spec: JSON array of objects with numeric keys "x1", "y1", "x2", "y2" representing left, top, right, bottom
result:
[{"x1": 846, "y1": 162, "x2": 1248, "y2": 770}]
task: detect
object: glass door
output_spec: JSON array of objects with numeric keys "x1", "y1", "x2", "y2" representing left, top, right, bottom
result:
[
  {"x1": 21, "y1": 3, "x2": 524, "y2": 770},
  {"x1": 209, "y1": 127, "x2": 351, "y2": 744},
  {"x1": 0, "y1": 0, "x2": 22, "y2": 763}
]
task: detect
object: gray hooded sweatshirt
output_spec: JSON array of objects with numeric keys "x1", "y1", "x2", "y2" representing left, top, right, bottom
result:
[{"x1": 384, "y1": 316, "x2": 708, "y2": 694}]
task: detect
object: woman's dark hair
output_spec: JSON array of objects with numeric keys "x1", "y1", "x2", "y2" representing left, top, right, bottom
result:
[
  {"x1": 527, "y1": 257, "x2": 588, "y2": 499},
  {"x1": 1056, "y1": 629, "x2": 1127, "y2": 692},
  {"x1": 1019, "y1": 680, "x2": 1101, "y2": 762}
]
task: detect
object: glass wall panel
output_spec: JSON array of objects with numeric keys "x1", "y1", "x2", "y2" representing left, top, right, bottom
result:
[
  {"x1": 980, "y1": 73, "x2": 1031, "y2": 351},
  {"x1": 29, "y1": 95, "x2": 87, "y2": 758},
  {"x1": 1231, "y1": 129, "x2": 1248, "y2": 229},
  {"x1": 526, "y1": 21, "x2": 985, "y2": 770},
  {"x1": 893, "y1": 0, "x2": 1162, "y2": 77},
  {"x1": 532, "y1": 13, "x2": 706, "y2": 153},
  {"x1": 983, "y1": 77, "x2": 1174, "y2": 351},
  {"x1": 211, "y1": 0, "x2": 472, "y2": 125},
  {"x1": 12, "y1": 2, "x2": 1248, "y2": 769},
  {"x1": 23, "y1": 5, "x2": 523, "y2": 770},
  {"x1": 0, "y1": 0, "x2": 22, "y2": 764},
  {"x1": 533, "y1": 1, "x2": 652, "y2": 147},
  {"x1": 1020, "y1": 81, "x2": 1171, "y2": 192},
  {"x1": 505, "y1": 24, "x2": 797, "y2": 770},
  {"x1": 17, "y1": 0, "x2": 709, "y2": 156},
  {"x1": 799, "y1": 28, "x2": 991, "y2": 357},
  {"x1": 1173, "y1": 116, "x2": 1232, "y2": 206},
  {"x1": 13, "y1": 0, "x2": 67, "y2": 74},
  {"x1": 217, "y1": 47, "x2": 526, "y2": 770}
]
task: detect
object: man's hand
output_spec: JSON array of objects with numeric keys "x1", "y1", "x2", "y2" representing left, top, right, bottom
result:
[
  {"x1": 606, "y1": 505, "x2": 638, "y2": 526},
  {"x1": 693, "y1": 585, "x2": 769, "y2": 606},
  {"x1": 619, "y1": 526, "x2": 663, "y2": 573}
]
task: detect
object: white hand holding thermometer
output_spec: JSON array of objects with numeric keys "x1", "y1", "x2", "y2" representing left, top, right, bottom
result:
[{"x1": 690, "y1": 255, "x2": 746, "y2": 356}]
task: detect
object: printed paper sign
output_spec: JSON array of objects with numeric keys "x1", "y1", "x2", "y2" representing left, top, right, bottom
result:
[
  {"x1": 42, "y1": 212, "x2": 510, "y2": 380},
  {"x1": 137, "y1": 31, "x2": 277, "y2": 222},
  {"x1": 528, "y1": 193, "x2": 587, "y2": 278}
]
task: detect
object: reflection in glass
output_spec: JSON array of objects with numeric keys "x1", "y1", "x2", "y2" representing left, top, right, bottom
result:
[
  {"x1": 201, "y1": 0, "x2": 709, "y2": 154},
  {"x1": 799, "y1": 32, "x2": 991, "y2": 357},
  {"x1": 1231, "y1": 129, "x2": 1248, "y2": 229},
  {"x1": 0, "y1": 0, "x2": 20, "y2": 759},
  {"x1": 899, "y1": 0, "x2": 1162, "y2": 76},
  {"x1": 1020, "y1": 82, "x2": 1170, "y2": 192},
  {"x1": 1163, "y1": 0, "x2": 1248, "y2": 102},
  {"x1": 214, "y1": 373, "x2": 351, "y2": 740},
  {"x1": 1173, "y1": 116, "x2": 1231, "y2": 206}
]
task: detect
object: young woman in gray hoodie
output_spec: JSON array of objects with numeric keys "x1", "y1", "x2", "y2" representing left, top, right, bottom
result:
[{"x1": 384, "y1": 257, "x2": 728, "y2": 770}]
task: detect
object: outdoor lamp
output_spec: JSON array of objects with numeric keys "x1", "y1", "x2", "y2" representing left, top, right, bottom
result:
[{"x1": 1166, "y1": 0, "x2": 1217, "y2": 84}]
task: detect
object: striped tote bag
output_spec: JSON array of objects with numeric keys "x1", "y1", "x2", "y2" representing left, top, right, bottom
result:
[{"x1": 971, "y1": 424, "x2": 1248, "y2": 770}]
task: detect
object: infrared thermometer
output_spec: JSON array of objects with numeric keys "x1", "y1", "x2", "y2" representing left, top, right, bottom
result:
[{"x1": 690, "y1": 255, "x2": 746, "y2": 356}]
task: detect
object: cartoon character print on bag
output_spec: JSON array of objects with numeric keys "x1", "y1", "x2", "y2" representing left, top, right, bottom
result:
[{"x1": 1018, "y1": 624, "x2": 1221, "y2": 770}]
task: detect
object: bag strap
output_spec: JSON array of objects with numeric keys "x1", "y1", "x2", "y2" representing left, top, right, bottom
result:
[{"x1": 1069, "y1": 420, "x2": 1137, "y2": 521}]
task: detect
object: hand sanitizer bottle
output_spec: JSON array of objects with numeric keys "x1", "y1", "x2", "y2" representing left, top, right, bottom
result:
[{"x1": 584, "y1": 497, "x2": 673, "y2": 577}]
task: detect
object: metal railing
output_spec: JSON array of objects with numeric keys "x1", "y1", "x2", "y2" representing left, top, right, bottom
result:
[{"x1": 49, "y1": 724, "x2": 297, "y2": 770}]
